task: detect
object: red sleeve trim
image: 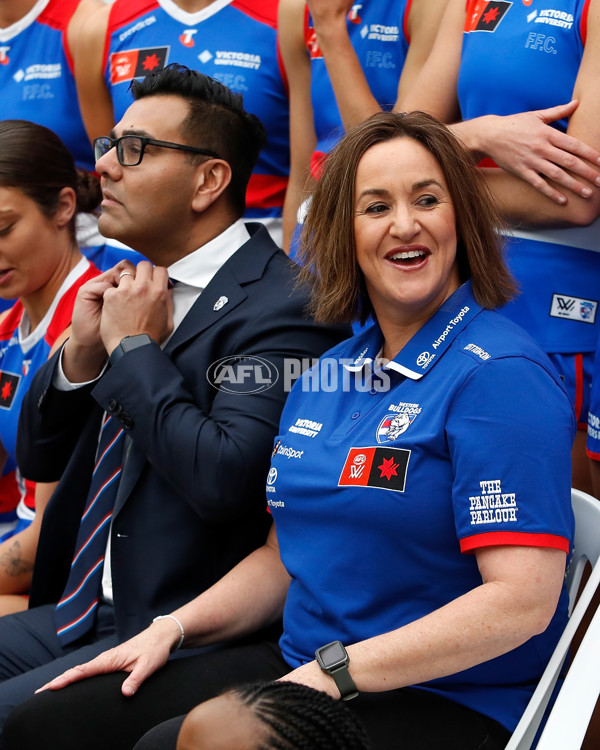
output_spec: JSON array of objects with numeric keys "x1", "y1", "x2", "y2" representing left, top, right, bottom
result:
[
  {"x1": 460, "y1": 531, "x2": 570, "y2": 554},
  {"x1": 310, "y1": 150, "x2": 328, "y2": 180},
  {"x1": 231, "y1": 0, "x2": 278, "y2": 28},
  {"x1": 277, "y1": 37, "x2": 289, "y2": 97},
  {"x1": 303, "y1": 4, "x2": 311, "y2": 48},
  {"x1": 39, "y1": 0, "x2": 80, "y2": 74},
  {"x1": 107, "y1": 0, "x2": 158, "y2": 32},
  {"x1": 478, "y1": 157, "x2": 499, "y2": 169},
  {"x1": 0, "y1": 303, "x2": 23, "y2": 340},
  {"x1": 44, "y1": 264, "x2": 101, "y2": 347},
  {"x1": 581, "y1": 0, "x2": 591, "y2": 45},
  {"x1": 404, "y1": 0, "x2": 413, "y2": 44},
  {"x1": 246, "y1": 173, "x2": 288, "y2": 209},
  {"x1": 587, "y1": 447, "x2": 600, "y2": 461},
  {"x1": 39, "y1": 0, "x2": 80, "y2": 31},
  {"x1": 574, "y1": 352, "x2": 584, "y2": 424}
]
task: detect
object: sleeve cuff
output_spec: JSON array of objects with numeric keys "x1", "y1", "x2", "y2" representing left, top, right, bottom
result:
[
  {"x1": 460, "y1": 531, "x2": 570, "y2": 554},
  {"x1": 53, "y1": 345, "x2": 108, "y2": 391}
]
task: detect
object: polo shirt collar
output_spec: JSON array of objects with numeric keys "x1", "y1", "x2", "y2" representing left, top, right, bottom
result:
[
  {"x1": 345, "y1": 281, "x2": 483, "y2": 380},
  {"x1": 167, "y1": 219, "x2": 251, "y2": 290}
]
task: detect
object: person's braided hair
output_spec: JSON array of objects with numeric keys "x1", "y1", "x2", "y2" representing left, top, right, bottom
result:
[{"x1": 233, "y1": 681, "x2": 371, "y2": 750}]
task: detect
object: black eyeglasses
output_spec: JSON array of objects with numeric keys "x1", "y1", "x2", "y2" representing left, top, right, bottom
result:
[{"x1": 93, "y1": 135, "x2": 221, "y2": 166}]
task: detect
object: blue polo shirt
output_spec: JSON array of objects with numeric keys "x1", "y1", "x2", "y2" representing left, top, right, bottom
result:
[{"x1": 269, "y1": 282, "x2": 574, "y2": 732}]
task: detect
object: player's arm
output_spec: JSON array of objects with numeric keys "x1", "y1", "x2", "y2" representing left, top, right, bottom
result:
[
  {"x1": 481, "y1": 0, "x2": 600, "y2": 227},
  {"x1": 70, "y1": 2, "x2": 115, "y2": 145},
  {"x1": 400, "y1": 0, "x2": 463, "y2": 122},
  {"x1": 0, "y1": 481, "x2": 57, "y2": 609},
  {"x1": 279, "y1": 0, "x2": 317, "y2": 252},
  {"x1": 395, "y1": 0, "x2": 448, "y2": 106},
  {"x1": 308, "y1": 0, "x2": 443, "y2": 130},
  {"x1": 404, "y1": 0, "x2": 600, "y2": 214}
]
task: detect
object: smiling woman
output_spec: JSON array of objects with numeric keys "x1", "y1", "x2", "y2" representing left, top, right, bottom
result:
[
  {"x1": 0, "y1": 120, "x2": 101, "y2": 615},
  {"x1": 298, "y1": 111, "x2": 516, "y2": 329}
]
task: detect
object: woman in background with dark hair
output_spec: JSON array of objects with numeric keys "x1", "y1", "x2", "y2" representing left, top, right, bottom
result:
[
  {"x1": 0, "y1": 119, "x2": 101, "y2": 615},
  {"x1": 3, "y1": 112, "x2": 575, "y2": 750},
  {"x1": 177, "y1": 681, "x2": 371, "y2": 750}
]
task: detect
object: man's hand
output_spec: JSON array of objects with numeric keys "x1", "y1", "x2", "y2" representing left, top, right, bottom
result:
[
  {"x1": 100, "y1": 261, "x2": 174, "y2": 357},
  {"x1": 62, "y1": 262, "x2": 137, "y2": 382}
]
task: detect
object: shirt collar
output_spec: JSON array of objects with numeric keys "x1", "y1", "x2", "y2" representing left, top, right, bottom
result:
[
  {"x1": 167, "y1": 219, "x2": 251, "y2": 290},
  {"x1": 344, "y1": 281, "x2": 483, "y2": 380}
]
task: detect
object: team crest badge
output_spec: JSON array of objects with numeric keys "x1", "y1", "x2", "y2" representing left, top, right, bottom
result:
[
  {"x1": 581, "y1": 301, "x2": 595, "y2": 321},
  {"x1": 376, "y1": 413, "x2": 416, "y2": 443}
]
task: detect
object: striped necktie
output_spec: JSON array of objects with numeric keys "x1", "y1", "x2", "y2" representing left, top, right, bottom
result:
[{"x1": 55, "y1": 414, "x2": 124, "y2": 645}]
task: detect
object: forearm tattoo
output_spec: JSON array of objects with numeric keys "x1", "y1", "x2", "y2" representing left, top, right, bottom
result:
[{"x1": 0, "y1": 540, "x2": 34, "y2": 577}]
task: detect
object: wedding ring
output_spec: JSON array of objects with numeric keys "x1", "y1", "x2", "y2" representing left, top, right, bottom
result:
[{"x1": 119, "y1": 271, "x2": 134, "y2": 280}]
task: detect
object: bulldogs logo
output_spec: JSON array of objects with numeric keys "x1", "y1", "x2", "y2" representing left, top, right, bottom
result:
[{"x1": 376, "y1": 413, "x2": 415, "y2": 443}]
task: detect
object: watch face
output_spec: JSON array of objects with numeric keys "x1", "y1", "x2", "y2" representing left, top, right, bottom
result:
[{"x1": 318, "y1": 641, "x2": 347, "y2": 669}]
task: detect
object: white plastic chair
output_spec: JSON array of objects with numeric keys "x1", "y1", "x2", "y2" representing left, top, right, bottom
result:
[{"x1": 505, "y1": 488, "x2": 600, "y2": 750}]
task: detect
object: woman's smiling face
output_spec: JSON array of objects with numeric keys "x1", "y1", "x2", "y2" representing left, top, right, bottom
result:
[{"x1": 354, "y1": 136, "x2": 460, "y2": 329}]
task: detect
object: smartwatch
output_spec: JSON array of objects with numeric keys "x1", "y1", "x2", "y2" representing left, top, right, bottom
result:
[
  {"x1": 315, "y1": 640, "x2": 358, "y2": 700},
  {"x1": 110, "y1": 334, "x2": 154, "y2": 366}
]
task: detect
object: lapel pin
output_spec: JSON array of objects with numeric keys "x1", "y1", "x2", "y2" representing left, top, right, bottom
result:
[{"x1": 213, "y1": 295, "x2": 229, "y2": 312}]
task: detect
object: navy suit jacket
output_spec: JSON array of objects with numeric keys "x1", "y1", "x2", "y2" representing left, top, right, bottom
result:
[{"x1": 17, "y1": 224, "x2": 349, "y2": 640}]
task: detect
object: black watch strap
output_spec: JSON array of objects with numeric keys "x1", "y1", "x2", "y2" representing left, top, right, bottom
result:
[
  {"x1": 330, "y1": 663, "x2": 359, "y2": 701},
  {"x1": 315, "y1": 641, "x2": 359, "y2": 701},
  {"x1": 110, "y1": 334, "x2": 154, "y2": 366}
]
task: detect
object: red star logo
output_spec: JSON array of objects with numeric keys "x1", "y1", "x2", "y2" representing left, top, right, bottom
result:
[
  {"x1": 483, "y1": 6, "x2": 499, "y2": 23},
  {"x1": 142, "y1": 53, "x2": 161, "y2": 72},
  {"x1": 1, "y1": 380, "x2": 12, "y2": 400},
  {"x1": 378, "y1": 457, "x2": 399, "y2": 481}
]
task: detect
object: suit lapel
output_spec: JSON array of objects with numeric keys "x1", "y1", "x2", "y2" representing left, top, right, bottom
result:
[
  {"x1": 164, "y1": 263, "x2": 247, "y2": 356},
  {"x1": 165, "y1": 224, "x2": 280, "y2": 356},
  {"x1": 112, "y1": 224, "x2": 280, "y2": 513}
]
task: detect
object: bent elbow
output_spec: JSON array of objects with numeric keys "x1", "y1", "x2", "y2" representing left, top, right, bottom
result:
[
  {"x1": 528, "y1": 596, "x2": 562, "y2": 638},
  {"x1": 564, "y1": 196, "x2": 600, "y2": 227}
]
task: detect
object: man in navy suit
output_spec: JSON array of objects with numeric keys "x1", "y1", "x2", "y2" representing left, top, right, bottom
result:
[{"x1": 0, "y1": 64, "x2": 348, "y2": 727}]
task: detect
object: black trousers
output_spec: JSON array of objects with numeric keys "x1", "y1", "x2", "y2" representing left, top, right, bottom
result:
[
  {"x1": 3, "y1": 637, "x2": 510, "y2": 750},
  {"x1": 0, "y1": 602, "x2": 119, "y2": 735}
]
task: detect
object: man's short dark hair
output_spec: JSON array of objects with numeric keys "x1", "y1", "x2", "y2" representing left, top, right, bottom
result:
[{"x1": 131, "y1": 63, "x2": 267, "y2": 217}]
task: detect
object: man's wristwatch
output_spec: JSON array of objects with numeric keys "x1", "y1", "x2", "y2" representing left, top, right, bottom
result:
[
  {"x1": 315, "y1": 640, "x2": 358, "y2": 700},
  {"x1": 110, "y1": 334, "x2": 154, "y2": 365}
]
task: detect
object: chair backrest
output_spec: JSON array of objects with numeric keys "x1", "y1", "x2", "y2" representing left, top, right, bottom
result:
[{"x1": 505, "y1": 489, "x2": 600, "y2": 750}]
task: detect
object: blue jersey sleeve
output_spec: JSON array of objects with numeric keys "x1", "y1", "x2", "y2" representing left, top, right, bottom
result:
[{"x1": 446, "y1": 356, "x2": 575, "y2": 553}]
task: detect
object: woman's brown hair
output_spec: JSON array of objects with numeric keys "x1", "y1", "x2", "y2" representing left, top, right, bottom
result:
[
  {"x1": 298, "y1": 111, "x2": 517, "y2": 325},
  {"x1": 0, "y1": 120, "x2": 101, "y2": 243}
]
